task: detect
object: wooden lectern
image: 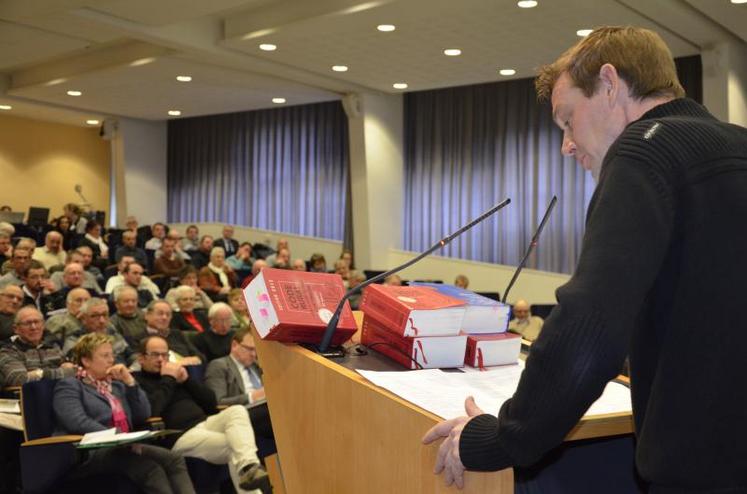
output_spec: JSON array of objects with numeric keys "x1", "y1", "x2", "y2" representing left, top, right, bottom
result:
[{"x1": 255, "y1": 329, "x2": 633, "y2": 494}]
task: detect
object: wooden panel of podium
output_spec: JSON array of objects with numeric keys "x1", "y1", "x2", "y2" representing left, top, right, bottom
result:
[{"x1": 254, "y1": 328, "x2": 633, "y2": 494}]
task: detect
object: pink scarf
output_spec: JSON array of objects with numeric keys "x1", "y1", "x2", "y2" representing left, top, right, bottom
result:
[{"x1": 77, "y1": 367, "x2": 130, "y2": 433}]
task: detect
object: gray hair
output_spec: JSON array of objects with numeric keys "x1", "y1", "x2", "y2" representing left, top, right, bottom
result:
[
  {"x1": 210, "y1": 246, "x2": 226, "y2": 257},
  {"x1": 112, "y1": 284, "x2": 138, "y2": 303},
  {"x1": 173, "y1": 285, "x2": 195, "y2": 299},
  {"x1": 208, "y1": 302, "x2": 232, "y2": 319},
  {"x1": 78, "y1": 297, "x2": 109, "y2": 317}
]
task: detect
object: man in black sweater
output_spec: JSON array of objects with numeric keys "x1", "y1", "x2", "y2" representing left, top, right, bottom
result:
[
  {"x1": 134, "y1": 335, "x2": 269, "y2": 493},
  {"x1": 424, "y1": 26, "x2": 747, "y2": 493},
  {"x1": 193, "y1": 302, "x2": 234, "y2": 362}
]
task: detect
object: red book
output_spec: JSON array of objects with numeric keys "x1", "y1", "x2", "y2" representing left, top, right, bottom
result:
[
  {"x1": 361, "y1": 315, "x2": 467, "y2": 370},
  {"x1": 464, "y1": 333, "x2": 521, "y2": 369},
  {"x1": 359, "y1": 285, "x2": 466, "y2": 337},
  {"x1": 244, "y1": 268, "x2": 356, "y2": 346}
]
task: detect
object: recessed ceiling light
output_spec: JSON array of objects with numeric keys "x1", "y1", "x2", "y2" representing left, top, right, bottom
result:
[
  {"x1": 731, "y1": 0, "x2": 747, "y2": 4},
  {"x1": 259, "y1": 44, "x2": 277, "y2": 51},
  {"x1": 393, "y1": 83, "x2": 408, "y2": 89},
  {"x1": 176, "y1": 76, "x2": 192, "y2": 82},
  {"x1": 45, "y1": 78, "x2": 67, "y2": 86},
  {"x1": 86, "y1": 119, "x2": 100, "y2": 125},
  {"x1": 130, "y1": 57, "x2": 156, "y2": 67},
  {"x1": 272, "y1": 98, "x2": 286, "y2": 104},
  {"x1": 0, "y1": 105, "x2": 11, "y2": 111},
  {"x1": 332, "y1": 65, "x2": 349, "y2": 72},
  {"x1": 499, "y1": 69, "x2": 516, "y2": 76},
  {"x1": 444, "y1": 49, "x2": 462, "y2": 56},
  {"x1": 517, "y1": 0, "x2": 538, "y2": 7},
  {"x1": 576, "y1": 29, "x2": 593, "y2": 37},
  {"x1": 377, "y1": 24, "x2": 396, "y2": 32},
  {"x1": 168, "y1": 110, "x2": 181, "y2": 116},
  {"x1": 67, "y1": 90, "x2": 82, "y2": 97}
]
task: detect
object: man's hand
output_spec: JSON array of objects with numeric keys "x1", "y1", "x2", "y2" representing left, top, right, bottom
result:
[
  {"x1": 160, "y1": 361, "x2": 183, "y2": 380},
  {"x1": 60, "y1": 362, "x2": 76, "y2": 369},
  {"x1": 180, "y1": 356, "x2": 202, "y2": 366},
  {"x1": 250, "y1": 387, "x2": 266, "y2": 402},
  {"x1": 107, "y1": 364, "x2": 136, "y2": 386},
  {"x1": 422, "y1": 396, "x2": 485, "y2": 489},
  {"x1": 175, "y1": 365, "x2": 189, "y2": 383}
]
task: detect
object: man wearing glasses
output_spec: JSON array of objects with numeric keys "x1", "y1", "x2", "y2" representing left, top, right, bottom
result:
[
  {"x1": 0, "y1": 306, "x2": 75, "y2": 386},
  {"x1": 134, "y1": 335, "x2": 270, "y2": 493},
  {"x1": 0, "y1": 285, "x2": 24, "y2": 340}
]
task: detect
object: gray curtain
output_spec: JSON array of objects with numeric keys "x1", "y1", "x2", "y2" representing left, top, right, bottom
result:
[
  {"x1": 404, "y1": 78, "x2": 595, "y2": 274},
  {"x1": 167, "y1": 101, "x2": 349, "y2": 241}
]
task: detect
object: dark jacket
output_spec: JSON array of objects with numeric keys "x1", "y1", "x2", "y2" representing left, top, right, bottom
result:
[{"x1": 171, "y1": 310, "x2": 210, "y2": 334}]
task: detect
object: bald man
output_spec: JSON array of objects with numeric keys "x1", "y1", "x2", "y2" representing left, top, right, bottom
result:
[
  {"x1": 32, "y1": 231, "x2": 66, "y2": 270},
  {"x1": 507, "y1": 299, "x2": 544, "y2": 341},
  {"x1": 0, "y1": 285, "x2": 24, "y2": 340}
]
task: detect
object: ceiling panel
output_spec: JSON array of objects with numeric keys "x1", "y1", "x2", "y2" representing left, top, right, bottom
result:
[
  {"x1": 684, "y1": 0, "x2": 747, "y2": 43},
  {"x1": 88, "y1": 0, "x2": 267, "y2": 27},
  {"x1": 0, "y1": 20, "x2": 92, "y2": 71}
]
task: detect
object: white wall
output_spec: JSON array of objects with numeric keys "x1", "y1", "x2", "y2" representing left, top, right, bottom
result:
[{"x1": 702, "y1": 40, "x2": 747, "y2": 127}]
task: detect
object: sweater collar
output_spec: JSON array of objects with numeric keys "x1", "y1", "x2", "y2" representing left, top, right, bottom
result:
[{"x1": 635, "y1": 98, "x2": 713, "y2": 123}]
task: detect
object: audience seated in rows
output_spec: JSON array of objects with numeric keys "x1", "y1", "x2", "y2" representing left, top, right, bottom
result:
[
  {"x1": 165, "y1": 266, "x2": 213, "y2": 311},
  {"x1": 134, "y1": 334, "x2": 269, "y2": 492},
  {"x1": 45, "y1": 287, "x2": 90, "y2": 343},
  {"x1": 144, "y1": 300, "x2": 203, "y2": 365},
  {"x1": 42, "y1": 263, "x2": 99, "y2": 316},
  {"x1": 115, "y1": 229, "x2": 148, "y2": 266},
  {"x1": 31, "y1": 231, "x2": 66, "y2": 271},
  {"x1": 0, "y1": 306, "x2": 75, "y2": 386},
  {"x1": 63, "y1": 298, "x2": 134, "y2": 365},
  {"x1": 110, "y1": 285, "x2": 148, "y2": 347},
  {"x1": 53, "y1": 332, "x2": 194, "y2": 494},
  {"x1": 193, "y1": 303, "x2": 235, "y2": 362},
  {"x1": 214, "y1": 225, "x2": 239, "y2": 256},
  {"x1": 171, "y1": 286, "x2": 210, "y2": 334},
  {"x1": 507, "y1": 299, "x2": 545, "y2": 341},
  {"x1": 198, "y1": 247, "x2": 237, "y2": 302},
  {"x1": 0, "y1": 285, "x2": 24, "y2": 340}
]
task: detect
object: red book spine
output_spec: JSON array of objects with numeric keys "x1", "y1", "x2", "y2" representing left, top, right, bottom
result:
[
  {"x1": 361, "y1": 316, "x2": 415, "y2": 369},
  {"x1": 359, "y1": 287, "x2": 409, "y2": 332}
]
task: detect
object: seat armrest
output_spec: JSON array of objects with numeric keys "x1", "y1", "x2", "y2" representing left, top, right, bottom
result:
[
  {"x1": 146, "y1": 417, "x2": 165, "y2": 430},
  {"x1": 22, "y1": 435, "x2": 83, "y2": 447}
]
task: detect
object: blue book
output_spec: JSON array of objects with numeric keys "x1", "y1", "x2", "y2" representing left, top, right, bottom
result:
[{"x1": 410, "y1": 283, "x2": 510, "y2": 334}]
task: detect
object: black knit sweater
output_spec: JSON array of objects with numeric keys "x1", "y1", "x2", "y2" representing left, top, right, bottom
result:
[{"x1": 459, "y1": 99, "x2": 747, "y2": 492}]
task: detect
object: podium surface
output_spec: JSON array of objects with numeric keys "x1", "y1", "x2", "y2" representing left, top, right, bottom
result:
[{"x1": 255, "y1": 333, "x2": 633, "y2": 494}]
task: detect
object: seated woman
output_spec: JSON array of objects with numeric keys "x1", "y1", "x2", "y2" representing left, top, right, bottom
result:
[
  {"x1": 53, "y1": 332, "x2": 195, "y2": 494},
  {"x1": 78, "y1": 221, "x2": 109, "y2": 270},
  {"x1": 171, "y1": 285, "x2": 211, "y2": 334},
  {"x1": 52, "y1": 215, "x2": 76, "y2": 252},
  {"x1": 339, "y1": 248, "x2": 355, "y2": 270},
  {"x1": 227, "y1": 288, "x2": 250, "y2": 331},
  {"x1": 309, "y1": 253, "x2": 327, "y2": 273},
  {"x1": 165, "y1": 265, "x2": 213, "y2": 311},
  {"x1": 198, "y1": 247, "x2": 237, "y2": 302}
]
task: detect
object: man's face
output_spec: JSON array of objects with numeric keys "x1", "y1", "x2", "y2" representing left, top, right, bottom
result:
[
  {"x1": 11, "y1": 250, "x2": 30, "y2": 274},
  {"x1": 209, "y1": 308, "x2": 233, "y2": 336},
  {"x1": 231, "y1": 333, "x2": 257, "y2": 367},
  {"x1": 122, "y1": 232, "x2": 136, "y2": 248},
  {"x1": 76, "y1": 248, "x2": 93, "y2": 267},
  {"x1": 153, "y1": 224, "x2": 165, "y2": 239},
  {"x1": 0, "y1": 236, "x2": 10, "y2": 254},
  {"x1": 46, "y1": 233, "x2": 62, "y2": 252},
  {"x1": 116, "y1": 290, "x2": 139, "y2": 317},
  {"x1": 211, "y1": 249, "x2": 225, "y2": 265},
  {"x1": 124, "y1": 264, "x2": 143, "y2": 288},
  {"x1": 81, "y1": 304, "x2": 110, "y2": 333},
  {"x1": 291, "y1": 259, "x2": 305, "y2": 271},
  {"x1": 14, "y1": 307, "x2": 44, "y2": 346},
  {"x1": 162, "y1": 239, "x2": 176, "y2": 257},
  {"x1": 513, "y1": 304, "x2": 530, "y2": 321},
  {"x1": 0, "y1": 286, "x2": 24, "y2": 314},
  {"x1": 24, "y1": 268, "x2": 47, "y2": 293},
  {"x1": 200, "y1": 236, "x2": 213, "y2": 252},
  {"x1": 223, "y1": 226, "x2": 234, "y2": 239},
  {"x1": 67, "y1": 289, "x2": 91, "y2": 316},
  {"x1": 119, "y1": 256, "x2": 135, "y2": 273},
  {"x1": 140, "y1": 337, "x2": 169, "y2": 373},
  {"x1": 551, "y1": 72, "x2": 623, "y2": 181},
  {"x1": 187, "y1": 227, "x2": 198, "y2": 240},
  {"x1": 63, "y1": 263, "x2": 85, "y2": 288},
  {"x1": 277, "y1": 248, "x2": 290, "y2": 265},
  {"x1": 126, "y1": 217, "x2": 138, "y2": 230},
  {"x1": 145, "y1": 302, "x2": 172, "y2": 332}
]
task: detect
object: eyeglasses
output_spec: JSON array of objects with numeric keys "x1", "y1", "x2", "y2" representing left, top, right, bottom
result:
[
  {"x1": 238, "y1": 343, "x2": 256, "y2": 352},
  {"x1": 16, "y1": 319, "x2": 43, "y2": 328},
  {"x1": 1, "y1": 294, "x2": 23, "y2": 301},
  {"x1": 144, "y1": 351, "x2": 170, "y2": 359}
]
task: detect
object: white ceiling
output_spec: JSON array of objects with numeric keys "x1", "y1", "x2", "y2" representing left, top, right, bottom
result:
[{"x1": 0, "y1": 0, "x2": 744, "y2": 127}]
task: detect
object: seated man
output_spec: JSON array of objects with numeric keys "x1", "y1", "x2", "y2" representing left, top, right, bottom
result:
[
  {"x1": 205, "y1": 327, "x2": 274, "y2": 442},
  {"x1": 190, "y1": 235, "x2": 213, "y2": 270},
  {"x1": 333, "y1": 259, "x2": 350, "y2": 288},
  {"x1": 74, "y1": 246, "x2": 105, "y2": 290},
  {"x1": 193, "y1": 303, "x2": 235, "y2": 362},
  {"x1": 134, "y1": 335, "x2": 269, "y2": 492},
  {"x1": 45, "y1": 287, "x2": 90, "y2": 343},
  {"x1": 156, "y1": 229, "x2": 191, "y2": 262},
  {"x1": 110, "y1": 285, "x2": 148, "y2": 348},
  {"x1": 0, "y1": 306, "x2": 76, "y2": 386},
  {"x1": 21, "y1": 261, "x2": 54, "y2": 311},
  {"x1": 0, "y1": 248, "x2": 31, "y2": 289},
  {"x1": 41, "y1": 262, "x2": 99, "y2": 316},
  {"x1": 226, "y1": 243, "x2": 255, "y2": 271},
  {"x1": 214, "y1": 225, "x2": 239, "y2": 256},
  {"x1": 263, "y1": 239, "x2": 289, "y2": 267},
  {"x1": 32, "y1": 231, "x2": 66, "y2": 271},
  {"x1": 507, "y1": 299, "x2": 545, "y2": 341},
  {"x1": 0, "y1": 232, "x2": 12, "y2": 266},
  {"x1": 115, "y1": 262, "x2": 154, "y2": 309},
  {"x1": 153, "y1": 238, "x2": 185, "y2": 278},
  {"x1": 347, "y1": 271, "x2": 366, "y2": 310},
  {"x1": 143, "y1": 300, "x2": 203, "y2": 365},
  {"x1": 49, "y1": 250, "x2": 102, "y2": 293},
  {"x1": 269, "y1": 248, "x2": 290, "y2": 269},
  {"x1": 181, "y1": 225, "x2": 200, "y2": 252},
  {"x1": 454, "y1": 274, "x2": 469, "y2": 289},
  {"x1": 63, "y1": 298, "x2": 135, "y2": 365},
  {"x1": 0, "y1": 285, "x2": 24, "y2": 340},
  {"x1": 144, "y1": 222, "x2": 167, "y2": 251},
  {"x1": 115, "y1": 229, "x2": 148, "y2": 266},
  {"x1": 290, "y1": 258, "x2": 306, "y2": 272},
  {"x1": 105, "y1": 255, "x2": 161, "y2": 297},
  {"x1": 241, "y1": 260, "x2": 267, "y2": 288}
]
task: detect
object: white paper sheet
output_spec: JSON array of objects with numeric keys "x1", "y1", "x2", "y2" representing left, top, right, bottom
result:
[
  {"x1": 80, "y1": 427, "x2": 153, "y2": 445},
  {"x1": 357, "y1": 364, "x2": 631, "y2": 420}
]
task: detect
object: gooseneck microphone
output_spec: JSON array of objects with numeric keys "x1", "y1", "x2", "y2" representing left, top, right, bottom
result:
[
  {"x1": 317, "y1": 198, "x2": 511, "y2": 354},
  {"x1": 501, "y1": 196, "x2": 557, "y2": 304}
]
